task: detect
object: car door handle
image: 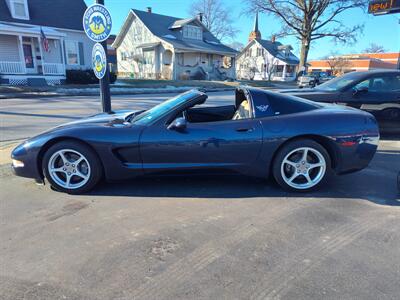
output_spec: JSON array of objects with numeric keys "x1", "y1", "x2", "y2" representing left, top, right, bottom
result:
[{"x1": 236, "y1": 127, "x2": 254, "y2": 132}]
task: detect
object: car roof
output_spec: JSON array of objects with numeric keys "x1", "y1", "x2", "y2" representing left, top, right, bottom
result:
[
  {"x1": 237, "y1": 86, "x2": 321, "y2": 118},
  {"x1": 350, "y1": 69, "x2": 400, "y2": 76}
]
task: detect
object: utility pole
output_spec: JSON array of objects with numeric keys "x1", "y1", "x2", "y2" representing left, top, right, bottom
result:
[{"x1": 96, "y1": 0, "x2": 111, "y2": 113}]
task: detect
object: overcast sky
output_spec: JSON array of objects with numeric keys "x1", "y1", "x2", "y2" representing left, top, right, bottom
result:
[{"x1": 84, "y1": 0, "x2": 400, "y2": 59}]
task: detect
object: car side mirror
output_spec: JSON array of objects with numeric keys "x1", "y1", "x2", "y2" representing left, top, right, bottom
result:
[
  {"x1": 353, "y1": 86, "x2": 368, "y2": 96},
  {"x1": 167, "y1": 117, "x2": 187, "y2": 132}
]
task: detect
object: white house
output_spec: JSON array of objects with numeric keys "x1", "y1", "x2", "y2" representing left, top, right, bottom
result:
[
  {"x1": 236, "y1": 13, "x2": 299, "y2": 81},
  {"x1": 0, "y1": 0, "x2": 94, "y2": 85},
  {"x1": 112, "y1": 8, "x2": 237, "y2": 81}
]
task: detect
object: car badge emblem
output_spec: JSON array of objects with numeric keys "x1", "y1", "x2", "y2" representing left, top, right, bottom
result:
[{"x1": 256, "y1": 105, "x2": 269, "y2": 112}]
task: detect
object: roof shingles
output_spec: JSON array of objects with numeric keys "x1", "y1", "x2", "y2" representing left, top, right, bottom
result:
[
  {"x1": 0, "y1": 0, "x2": 87, "y2": 31},
  {"x1": 130, "y1": 9, "x2": 237, "y2": 55}
]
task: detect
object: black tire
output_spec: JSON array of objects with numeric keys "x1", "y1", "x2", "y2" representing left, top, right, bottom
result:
[
  {"x1": 272, "y1": 139, "x2": 332, "y2": 192},
  {"x1": 42, "y1": 140, "x2": 103, "y2": 194}
]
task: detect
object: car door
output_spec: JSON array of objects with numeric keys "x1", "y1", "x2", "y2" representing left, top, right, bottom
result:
[
  {"x1": 139, "y1": 116, "x2": 263, "y2": 174},
  {"x1": 342, "y1": 74, "x2": 399, "y2": 132}
]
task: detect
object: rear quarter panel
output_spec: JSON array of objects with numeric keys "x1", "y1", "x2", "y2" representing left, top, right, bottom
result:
[{"x1": 258, "y1": 107, "x2": 379, "y2": 177}]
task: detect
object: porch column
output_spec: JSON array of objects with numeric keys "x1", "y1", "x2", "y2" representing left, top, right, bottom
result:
[
  {"x1": 17, "y1": 35, "x2": 27, "y2": 73},
  {"x1": 171, "y1": 50, "x2": 176, "y2": 80},
  {"x1": 60, "y1": 38, "x2": 66, "y2": 75},
  {"x1": 38, "y1": 36, "x2": 45, "y2": 75},
  {"x1": 282, "y1": 64, "x2": 287, "y2": 80},
  {"x1": 231, "y1": 57, "x2": 236, "y2": 79}
]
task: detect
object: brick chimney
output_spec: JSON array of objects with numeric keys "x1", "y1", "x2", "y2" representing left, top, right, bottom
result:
[
  {"x1": 198, "y1": 13, "x2": 203, "y2": 23},
  {"x1": 147, "y1": 7, "x2": 152, "y2": 13}
]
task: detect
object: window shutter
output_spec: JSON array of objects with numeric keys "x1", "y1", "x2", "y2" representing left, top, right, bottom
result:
[{"x1": 78, "y1": 42, "x2": 84, "y2": 65}]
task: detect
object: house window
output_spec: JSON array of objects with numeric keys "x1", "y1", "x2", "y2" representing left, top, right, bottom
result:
[
  {"x1": 143, "y1": 51, "x2": 154, "y2": 65},
  {"x1": 65, "y1": 41, "x2": 79, "y2": 65},
  {"x1": 183, "y1": 25, "x2": 202, "y2": 40},
  {"x1": 8, "y1": 0, "x2": 29, "y2": 20}
]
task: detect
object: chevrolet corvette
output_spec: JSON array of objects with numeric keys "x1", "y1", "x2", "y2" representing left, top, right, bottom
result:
[{"x1": 12, "y1": 87, "x2": 379, "y2": 193}]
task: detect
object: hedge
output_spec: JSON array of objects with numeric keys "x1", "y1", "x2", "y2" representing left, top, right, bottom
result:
[{"x1": 66, "y1": 69, "x2": 117, "y2": 84}]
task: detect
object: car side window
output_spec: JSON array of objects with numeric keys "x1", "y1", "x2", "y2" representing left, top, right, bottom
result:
[
  {"x1": 354, "y1": 79, "x2": 370, "y2": 90},
  {"x1": 355, "y1": 75, "x2": 400, "y2": 92}
]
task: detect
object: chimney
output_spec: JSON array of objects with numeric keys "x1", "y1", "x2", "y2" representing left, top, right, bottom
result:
[
  {"x1": 271, "y1": 34, "x2": 276, "y2": 43},
  {"x1": 198, "y1": 13, "x2": 203, "y2": 22},
  {"x1": 147, "y1": 7, "x2": 152, "y2": 13}
]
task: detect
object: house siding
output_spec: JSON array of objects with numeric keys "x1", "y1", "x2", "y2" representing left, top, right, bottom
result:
[
  {"x1": 59, "y1": 30, "x2": 94, "y2": 70},
  {"x1": 0, "y1": 34, "x2": 20, "y2": 61},
  {"x1": 236, "y1": 42, "x2": 297, "y2": 81},
  {"x1": 117, "y1": 16, "x2": 159, "y2": 78},
  {"x1": 42, "y1": 39, "x2": 63, "y2": 63}
]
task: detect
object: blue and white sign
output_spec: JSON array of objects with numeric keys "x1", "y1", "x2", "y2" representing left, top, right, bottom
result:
[
  {"x1": 92, "y1": 43, "x2": 107, "y2": 79},
  {"x1": 83, "y1": 4, "x2": 112, "y2": 42}
]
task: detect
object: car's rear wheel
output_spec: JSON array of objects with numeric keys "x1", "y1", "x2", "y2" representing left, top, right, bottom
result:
[
  {"x1": 273, "y1": 140, "x2": 332, "y2": 192},
  {"x1": 43, "y1": 141, "x2": 102, "y2": 194}
]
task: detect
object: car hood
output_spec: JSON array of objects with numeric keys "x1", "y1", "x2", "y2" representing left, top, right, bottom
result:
[{"x1": 55, "y1": 109, "x2": 143, "y2": 128}]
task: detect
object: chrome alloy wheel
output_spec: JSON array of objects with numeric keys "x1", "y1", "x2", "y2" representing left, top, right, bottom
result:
[
  {"x1": 47, "y1": 149, "x2": 91, "y2": 190},
  {"x1": 280, "y1": 147, "x2": 326, "y2": 190}
]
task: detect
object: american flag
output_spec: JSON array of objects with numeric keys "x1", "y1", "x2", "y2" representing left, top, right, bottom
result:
[{"x1": 40, "y1": 28, "x2": 50, "y2": 52}]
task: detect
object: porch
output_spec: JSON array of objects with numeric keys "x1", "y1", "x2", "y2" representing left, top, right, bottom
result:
[
  {"x1": 271, "y1": 64, "x2": 297, "y2": 81},
  {"x1": 0, "y1": 24, "x2": 67, "y2": 85}
]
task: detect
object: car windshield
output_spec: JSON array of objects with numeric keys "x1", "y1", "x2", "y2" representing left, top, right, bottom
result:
[
  {"x1": 131, "y1": 91, "x2": 197, "y2": 125},
  {"x1": 315, "y1": 72, "x2": 362, "y2": 91}
]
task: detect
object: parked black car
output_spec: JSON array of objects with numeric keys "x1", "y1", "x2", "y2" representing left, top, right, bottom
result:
[{"x1": 282, "y1": 70, "x2": 400, "y2": 134}]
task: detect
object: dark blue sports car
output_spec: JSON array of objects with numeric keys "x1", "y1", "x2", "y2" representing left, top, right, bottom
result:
[{"x1": 12, "y1": 87, "x2": 379, "y2": 194}]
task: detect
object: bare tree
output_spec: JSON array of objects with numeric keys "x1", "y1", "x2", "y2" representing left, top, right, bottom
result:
[
  {"x1": 247, "y1": 0, "x2": 368, "y2": 74},
  {"x1": 326, "y1": 56, "x2": 352, "y2": 76},
  {"x1": 263, "y1": 54, "x2": 278, "y2": 81},
  {"x1": 189, "y1": 0, "x2": 239, "y2": 41},
  {"x1": 227, "y1": 41, "x2": 245, "y2": 51},
  {"x1": 363, "y1": 43, "x2": 386, "y2": 53}
]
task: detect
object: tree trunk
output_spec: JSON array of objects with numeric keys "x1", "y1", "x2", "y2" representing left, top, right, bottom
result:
[{"x1": 298, "y1": 37, "x2": 310, "y2": 76}]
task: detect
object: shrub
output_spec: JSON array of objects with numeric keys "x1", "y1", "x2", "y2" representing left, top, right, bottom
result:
[
  {"x1": 109, "y1": 71, "x2": 117, "y2": 84},
  {"x1": 66, "y1": 69, "x2": 117, "y2": 84}
]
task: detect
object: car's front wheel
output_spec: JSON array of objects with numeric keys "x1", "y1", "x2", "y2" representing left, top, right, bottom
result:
[
  {"x1": 273, "y1": 140, "x2": 332, "y2": 192},
  {"x1": 43, "y1": 141, "x2": 102, "y2": 194}
]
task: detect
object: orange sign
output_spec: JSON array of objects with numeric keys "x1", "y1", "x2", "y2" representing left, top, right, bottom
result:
[{"x1": 368, "y1": 0, "x2": 399, "y2": 14}]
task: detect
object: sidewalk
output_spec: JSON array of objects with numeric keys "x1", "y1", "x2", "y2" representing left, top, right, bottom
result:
[{"x1": 0, "y1": 79, "x2": 288, "y2": 99}]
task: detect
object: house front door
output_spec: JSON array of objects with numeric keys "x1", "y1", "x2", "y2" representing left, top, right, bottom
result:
[{"x1": 22, "y1": 40, "x2": 37, "y2": 74}]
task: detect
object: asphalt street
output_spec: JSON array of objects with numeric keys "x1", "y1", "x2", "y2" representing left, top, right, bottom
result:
[
  {"x1": 0, "y1": 92, "x2": 399, "y2": 299},
  {"x1": 0, "y1": 92, "x2": 233, "y2": 145}
]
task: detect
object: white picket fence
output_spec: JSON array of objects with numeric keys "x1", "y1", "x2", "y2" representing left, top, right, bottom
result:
[
  {"x1": 43, "y1": 63, "x2": 65, "y2": 75},
  {"x1": 0, "y1": 61, "x2": 65, "y2": 75},
  {"x1": 0, "y1": 61, "x2": 25, "y2": 74}
]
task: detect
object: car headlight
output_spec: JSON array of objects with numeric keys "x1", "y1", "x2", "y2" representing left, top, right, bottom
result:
[{"x1": 12, "y1": 159, "x2": 25, "y2": 168}]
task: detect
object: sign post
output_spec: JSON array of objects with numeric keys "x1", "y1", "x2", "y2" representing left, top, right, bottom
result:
[{"x1": 83, "y1": 0, "x2": 112, "y2": 113}]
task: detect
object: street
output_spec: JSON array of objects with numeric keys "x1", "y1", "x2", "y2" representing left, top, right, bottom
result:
[
  {"x1": 0, "y1": 92, "x2": 233, "y2": 144},
  {"x1": 0, "y1": 93, "x2": 400, "y2": 299}
]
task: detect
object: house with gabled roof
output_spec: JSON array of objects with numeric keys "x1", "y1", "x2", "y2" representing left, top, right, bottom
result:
[
  {"x1": 112, "y1": 7, "x2": 237, "y2": 80},
  {"x1": 236, "y1": 13, "x2": 299, "y2": 81},
  {"x1": 0, "y1": 0, "x2": 94, "y2": 85}
]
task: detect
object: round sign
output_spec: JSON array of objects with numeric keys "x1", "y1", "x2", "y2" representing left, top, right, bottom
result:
[
  {"x1": 83, "y1": 4, "x2": 112, "y2": 42},
  {"x1": 92, "y1": 43, "x2": 107, "y2": 79}
]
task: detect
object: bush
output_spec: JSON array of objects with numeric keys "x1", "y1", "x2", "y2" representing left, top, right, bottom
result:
[
  {"x1": 109, "y1": 71, "x2": 117, "y2": 84},
  {"x1": 66, "y1": 69, "x2": 117, "y2": 84}
]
